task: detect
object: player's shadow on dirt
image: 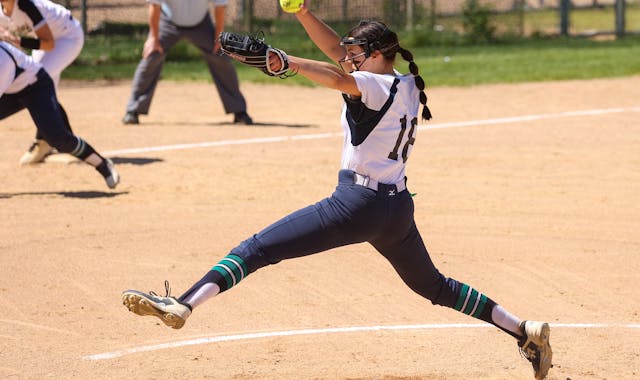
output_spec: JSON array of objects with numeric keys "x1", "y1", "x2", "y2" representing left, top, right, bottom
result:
[
  {"x1": 47, "y1": 156, "x2": 163, "y2": 166},
  {"x1": 110, "y1": 157, "x2": 163, "y2": 165},
  {"x1": 217, "y1": 121, "x2": 314, "y2": 128},
  {"x1": 148, "y1": 121, "x2": 314, "y2": 128},
  {"x1": 0, "y1": 191, "x2": 128, "y2": 199}
]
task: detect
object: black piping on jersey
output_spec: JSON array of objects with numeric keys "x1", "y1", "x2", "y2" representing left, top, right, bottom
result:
[
  {"x1": 342, "y1": 78, "x2": 400, "y2": 146},
  {"x1": 18, "y1": 0, "x2": 45, "y2": 26},
  {"x1": 0, "y1": 44, "x2": 24, "y2": 78}
]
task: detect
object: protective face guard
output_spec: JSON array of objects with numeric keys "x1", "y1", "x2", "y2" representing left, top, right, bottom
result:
[
  {"x1": 338, "y1": 51, "x2": 369, "y2": 73},
  {"x1": 338, "y1": 37, "x2": 370, "y2": 72},
  {"x1": 340, "y1": 37, "x2": 371, "y2": 55}
]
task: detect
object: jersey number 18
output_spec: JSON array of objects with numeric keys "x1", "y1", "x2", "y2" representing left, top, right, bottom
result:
[{"x1": 388, "y1": 115, "x2": 417, "y2": 163}]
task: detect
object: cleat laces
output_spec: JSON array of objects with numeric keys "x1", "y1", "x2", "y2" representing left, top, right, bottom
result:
[
  {"x1": 148, "y1": 280, "x2": 172, "y2": 299},
  {"x1": 519, "y1": 342, "x2": 554, "y2": 375},
  {"x1": 519, "y1": 344, "x2": 540, "y2": 368}
]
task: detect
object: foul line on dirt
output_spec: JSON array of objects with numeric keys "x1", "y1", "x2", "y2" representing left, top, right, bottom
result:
[
  {"x1": 102, "y1": 106, "x2": 640, "y2": 156},
  {"x1": 83, "y1": 322, "x2": 639, "y2": 361},
  {"x1": 0, "y1": 318, "x2": 81, "y2": 336}
]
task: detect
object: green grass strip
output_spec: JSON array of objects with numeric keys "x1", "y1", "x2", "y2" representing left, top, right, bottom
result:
[{"x1": 65, "y1": 35, "x2": 640, "y2": 87}]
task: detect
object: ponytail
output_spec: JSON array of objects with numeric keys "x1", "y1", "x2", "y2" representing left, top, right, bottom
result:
[
  {"x1": 346, "y1": 20, "x2": 432, "y2": 121},
  {"x1": 399, "y1": 47, "x2": 432, "y2": 121}
]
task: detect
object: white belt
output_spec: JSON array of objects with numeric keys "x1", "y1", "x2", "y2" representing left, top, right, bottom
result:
[{"x1": 353, "y1": 172, "x2": 406, "y2": 192}]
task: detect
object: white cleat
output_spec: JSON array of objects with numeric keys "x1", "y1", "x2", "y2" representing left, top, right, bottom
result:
[
  {"x1": 518, "y1": 321, "x2": 553, "y2": 379},
  {"x1": 19, "y1": 139, "x2": 54, "y2": 165},
  {"x1": 122, "y1": 282, "x2": 191, "y2": 329},
  {"x1": 102, "y1": 158, "x2": 120, "y2": 189}
]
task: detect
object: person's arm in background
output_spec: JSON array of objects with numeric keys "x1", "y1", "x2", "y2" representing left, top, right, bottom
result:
[{"x1": 142, "y1": 2, "x2": 163, "y2": 58}]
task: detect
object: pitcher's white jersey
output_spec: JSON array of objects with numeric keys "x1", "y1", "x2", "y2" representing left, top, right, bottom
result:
[
  {"x1": 340, "y1": 70, "x2": 420, "y2": 185},
  {"x1": 1, "y1": 0, "x2": 76, "y2": 39},
  {"x1": 0, "y1": 41, "x2": 40, "y2": 95}
]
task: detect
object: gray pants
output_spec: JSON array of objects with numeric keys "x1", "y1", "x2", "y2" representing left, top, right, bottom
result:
[{"x1": 125, "y1": 14, "x2": 247, "y2": 115}]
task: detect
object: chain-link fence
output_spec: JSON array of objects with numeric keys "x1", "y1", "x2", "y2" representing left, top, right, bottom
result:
[{"x1": 61, "y1": 0, "x2": 640, "y2": 38}]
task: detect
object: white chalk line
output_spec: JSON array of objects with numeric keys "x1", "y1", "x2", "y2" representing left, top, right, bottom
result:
[
  {"x1": 103, "y1": 106, "x2": 640, "y2": 156},
  {"x1": 0, "y1": 318, "x2": 81, "y2": 336},
  {"x1": 84, "y1": 322, "x2": 639, "y2": 361}
]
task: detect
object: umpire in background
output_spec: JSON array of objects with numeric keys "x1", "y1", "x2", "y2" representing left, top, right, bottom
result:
[{"x1": 122, "y1": 0, "x2": 253, "y2": 125}]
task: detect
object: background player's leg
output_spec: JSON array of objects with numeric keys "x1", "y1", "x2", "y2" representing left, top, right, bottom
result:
[
  {"x1": 24, "y1": 32, "x2": 83, "y2": 164},
  {"x1": 32, "y1": 101, "x2": 73, "y2": 142},
  {"x1": 123, "y1": 18, "x2": 180, "y2": 123},
  {"x1": 0, "y1": 93, "x2": 25, "y2": 120},
  {"x1": 183, "y1": 18, "x2": 250, "y2": 122},
  {"x1": 22, "y1": 73, "x2": 119, "y2": 188},
  {"x1": 2, "y1": 82, "x2": 55, "y2": 166}
]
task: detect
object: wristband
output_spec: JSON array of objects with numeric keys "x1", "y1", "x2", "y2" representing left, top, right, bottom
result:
[{"x1": 20, "y1": 37, "x2": 41, "y2": 50}]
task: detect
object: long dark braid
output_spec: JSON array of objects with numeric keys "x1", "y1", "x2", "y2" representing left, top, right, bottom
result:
[
  {"x1": 399, "y1": 47, "x2": 432, "y2": 121},
  {"x1": 346, "y1": 20, "x2": 433, "y2": 121}
]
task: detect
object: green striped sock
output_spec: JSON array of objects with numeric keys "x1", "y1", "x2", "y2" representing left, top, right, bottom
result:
[
  {"x1": 454, "y1": 283, "x2": 489, "y2": 319},
  {"x1": 211, "y1": 254, "x2": 248, "y2": 291}
]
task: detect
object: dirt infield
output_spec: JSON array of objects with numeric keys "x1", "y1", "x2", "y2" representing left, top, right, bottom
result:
[{"x1": 1, "y1": 76, "x2": 639, "y2": 379}]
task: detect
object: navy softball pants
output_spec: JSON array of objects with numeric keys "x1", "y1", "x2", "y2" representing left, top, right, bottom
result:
[
  {"x1": 0, "y1": 69, "x2": 78, "y2": 153},
  {"x1": 182, "y1": 170, "x2": 461, "y2": 309}
]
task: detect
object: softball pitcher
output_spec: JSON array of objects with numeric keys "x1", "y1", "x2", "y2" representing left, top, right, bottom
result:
[
  {"x1": 122, "y1": 2, "x2": 552, "y2": 379},
  {"x1": 0, "y1": 0, "x2": 84, "y2": 164},
  {"x1": 1, "y1": 41, "x2": 118, "y2": 188}
]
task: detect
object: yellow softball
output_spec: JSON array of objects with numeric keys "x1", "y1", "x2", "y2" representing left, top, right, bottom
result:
[{"x1": 279, "y1": 0, "x2": 304, "y2": 13}]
